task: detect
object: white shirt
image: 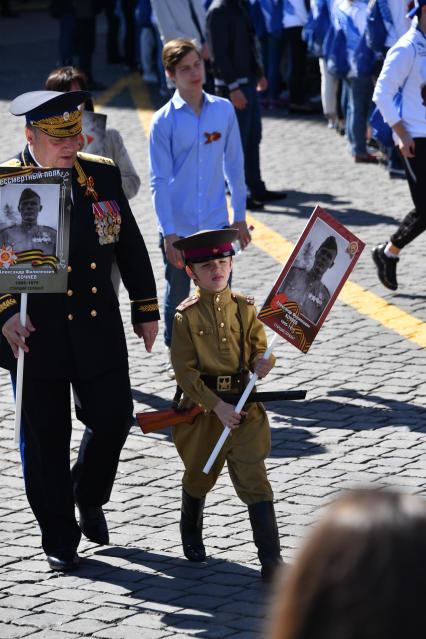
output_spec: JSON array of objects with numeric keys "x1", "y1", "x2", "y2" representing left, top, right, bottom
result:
[{"x1": 373, "y1": 25, "x2": 426, "y2": 141}]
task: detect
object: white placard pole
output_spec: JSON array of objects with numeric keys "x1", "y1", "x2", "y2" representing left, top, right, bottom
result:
[
  {"x1": 14, "y1": 293, "x2": 28, "y2": 445},
  {"x1": 202, "y1": 333, "x2": 279, "y2": 474}
]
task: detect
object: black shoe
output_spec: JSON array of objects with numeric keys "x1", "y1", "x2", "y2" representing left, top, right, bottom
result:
[
  {"x1": 46, "y1": 553, "x2": 80, "y2": 572},
  {"x1": 248, "y1": 501, "x2": 284, "y2": 583},
  {"x1": 246, "y1": 197, "x2": 264, "y2": 211},
  {"x1": 180, "y1": 489, "x2": 207, "y2": 562},
  {"x1": 372, "y1": 244, "x2": 398, "y2": 290},
  {"x1": 77, "y1": 504, "x2": 109, "y2": 545},
  {"x1": 254, "y1": 190, "x2": 287, "y2": 203}
]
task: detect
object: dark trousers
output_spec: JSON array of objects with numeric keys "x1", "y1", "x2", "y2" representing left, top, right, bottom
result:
[
  {"x1": 260, "y1": 33, "x2": 284, "y2": 101},
  {"x1": 76, "y1": 17, "x2": 96, "y2": 80},
  {"x1": 217, "y1": 81, "x2": 265, "y2": 198},
  {"x1": 17, "y1": 368, "x2": 133, "y2": 556},
  {"x1": 391, "y1": 138, "x2": 426, "y2": 249},
  {"x1": 284, "y1": 26, "x2": 307, "y2": 104}
]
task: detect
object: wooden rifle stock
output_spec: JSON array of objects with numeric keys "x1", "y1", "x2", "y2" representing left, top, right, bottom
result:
[{"x1": 136, "y1": 390, "x2": 306, "y2": 435}]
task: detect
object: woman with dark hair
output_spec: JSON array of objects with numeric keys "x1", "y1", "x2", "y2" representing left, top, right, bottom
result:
[
  {"x1": 268, "y1": 489, "x2": 426, "y2": 639},
  {"x1": 45, "y1": 66, "x2": 141, "y2": 201}
]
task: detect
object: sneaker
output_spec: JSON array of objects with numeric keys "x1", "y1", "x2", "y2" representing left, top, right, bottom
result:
[
  {"x1": 165, "y1": 347, "x2": 175, "y2": 379},
  {"x1": 372, "y1": 244, "x2": 398, "y2": 290},
  {"x1": 354, "y1": 153, "x2": 379, "y2": 164}
]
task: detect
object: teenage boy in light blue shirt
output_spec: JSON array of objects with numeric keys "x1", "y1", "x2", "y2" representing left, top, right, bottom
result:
[{"x1": 149, "y1": 38, "x2": 249, "y2": 372}]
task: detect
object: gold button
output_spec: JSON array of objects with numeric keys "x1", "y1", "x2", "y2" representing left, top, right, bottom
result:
[
  {"x1": 90, "y1": 310, "x2": 97, "y2": 317},
  {"x1": 67, "y1": 289, "x2": 73, "y2": 297},
  {"x1": 215, "y1": 295, "x2": 220, "y2": 303},
  {"x1": 90, "y1": 262, "x2": 96, "y2": 270},
  {"x1": 67, "y1": 265, "x2": 72, "y2": 273},
  {"x1": 222, "y1": 337, "x2": 227, "y2": 342},
  {"x1": 91, "y1": 287, "x2": 97, "y2": 294},
  {"x1": 220, "y1": 322, "x2": 225, "y2": 328},
  {"x1": 217, "y1": 307, "x2": 221, "y2": 312},
  {"x1": 199, "y1": 330, "x2": 204, "y2": 336},
  {"x1": 67, "y1": 314, "x2": 74, "y2": 321}
]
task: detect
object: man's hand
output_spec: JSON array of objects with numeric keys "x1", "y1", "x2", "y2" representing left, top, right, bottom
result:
[
  {"x1": 133, "y1": 320, "x2": 159, "y2": 353},
  {"x1": 213, "y1": 399, "x2": 246, "y2": 429},
  {"x1": 233, "y1": 220, "x2": 251, "y2": 251},
  {"x1": 398, "y1": 134, "x2": 415, "y2": 158},
  {"x1": 257, "y1": 76, "x2": 268, "y2": 92},
  {"x1": 201, "y1": 42, "x2": 210, "y2": 60},
  {"x1": 254, "y1": 354, "x2": 273, "y2": 379},
  {"x1": 164, "y1": 233, "x2": 184, "y2": 269},
  {"x1": 393, "y1": 121, "x2": 415, "y2": 158},
  {"x1": 230, "y1": 88, "x2": 248, "y2": 110},
  {"x1": 2, "y1": 312, "x2": 36, "y2": 358}
]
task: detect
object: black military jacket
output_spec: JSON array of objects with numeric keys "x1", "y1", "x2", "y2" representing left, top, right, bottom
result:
[{"x1": 0, "y1": 147, "x2": 159, "y2": 380}]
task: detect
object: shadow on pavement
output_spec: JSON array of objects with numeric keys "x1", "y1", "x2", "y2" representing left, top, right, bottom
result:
[
  {"x1": 269, "y1": 389, "x2": 425, "y2": 434},
  {"x1": 254, "y1": 190, "x2": 398, "y2": 227},
  {"x1": 74, "y1": 546, "x2": 269, "y2": 637}
]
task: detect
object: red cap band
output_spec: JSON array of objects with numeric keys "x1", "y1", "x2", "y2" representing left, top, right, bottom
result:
[{"x1": 183, "y1": 242, "x2": 233, "y2": 260}]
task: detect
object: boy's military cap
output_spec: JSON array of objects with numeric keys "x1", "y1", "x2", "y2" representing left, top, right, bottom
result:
[
  {"x1": 173, "y1": 228, "x2": 239, "y2": 263},
  {"x1": 317, "y1": 235, "x2": 338, "y2": 253},
  {"x1": 9, "y1": 90, "x2": 91, "y2": 138}
]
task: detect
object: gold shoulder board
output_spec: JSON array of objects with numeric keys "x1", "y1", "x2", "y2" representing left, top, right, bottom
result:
[
  {"x1": 176, "y1": 295, "x2": 199, "y2": 312},
  {"x1": 0, "y1": 158, "x2": 22, "y2": 167},
  {"x1": 77, "y1": 151, "x2": 116, "y2": 166}
]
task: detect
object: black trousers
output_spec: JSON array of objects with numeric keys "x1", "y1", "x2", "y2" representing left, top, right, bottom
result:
[
  {"x1": 18, "y1": 368, "x2": 133, "y2": 556},
  {"x1": 284, "y1": 26, "x2": 307, "y2": 105},
  {"x1": 391, "y1": 137, "x2": 426, "y2": 249}
]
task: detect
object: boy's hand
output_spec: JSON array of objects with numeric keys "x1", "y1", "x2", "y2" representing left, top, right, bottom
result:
[
  {"x1": 213, "y1": 399, "x2": 246, "y2": 429},
  {"x1": 254, "y1": 354, "x2": 273, "y2": 379}
]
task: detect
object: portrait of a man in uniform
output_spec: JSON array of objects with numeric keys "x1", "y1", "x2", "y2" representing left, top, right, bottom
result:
[
  {"x1": 0, "y1": 187, "x2": 57, "y2": 255},
  {"x1": 278, "y1": 235, "x2": 338, "y2": 324}
]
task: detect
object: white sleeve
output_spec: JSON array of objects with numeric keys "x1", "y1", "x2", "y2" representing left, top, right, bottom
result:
[{"x1": 373, "y1": 42, "x2": 415, "y2": 126}]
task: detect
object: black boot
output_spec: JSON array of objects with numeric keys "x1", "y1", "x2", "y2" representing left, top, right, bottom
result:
[
  {"x1": 248, "y1": 501, "x2": 283, "y2": 582},
  {"x1": 180, "y1": 489, "x2": 206, "y2": 562}
]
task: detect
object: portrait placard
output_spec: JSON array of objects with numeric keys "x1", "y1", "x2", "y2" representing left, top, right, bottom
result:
[
  {"x1": 258, "y1": 206, "x2": 365, "y2": 353},
  {"x1": 0, "y1": 166, "x2": 72, "y2": 294},
  {"x1": 81, "y1": 111, "x2": 107, "y2": 156}
]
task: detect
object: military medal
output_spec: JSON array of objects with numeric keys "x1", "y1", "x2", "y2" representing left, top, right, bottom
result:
[
  {"x1": 92, "y1": 200, "x2": 121, "y2": 245},
  {"x1": 85, "y1": 176, "x2": 98, "y2": 201}
]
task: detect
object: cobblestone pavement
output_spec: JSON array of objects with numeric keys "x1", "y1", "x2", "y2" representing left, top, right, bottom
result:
[{"x1": 1, "y1": 7, "x2": 426, "y2": 639}]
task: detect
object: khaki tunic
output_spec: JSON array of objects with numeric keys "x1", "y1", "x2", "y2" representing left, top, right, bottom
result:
[
  {"x1": 279, "y1": 266, "x2": 330, "y2": 324},
  {"x1": 0, "y1": 223, "x2": 56, "y2": 255},
  {"x1": 171, "y1": 286, "x2": 274, "y2": 505}
]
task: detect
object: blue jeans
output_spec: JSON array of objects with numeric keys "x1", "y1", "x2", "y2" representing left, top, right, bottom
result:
[
  {"x1": 160, "y1": 235, "x2": 191, "y2": 347},
  {"x1": 260, "y1": 33, "x2": 284, "y2": 101},
  {"x1": 345, "y1": 76, "x2": 374, "y2": 156},
  {"x1": 234, "y1": 82, "x2": 266, "y2": 197}
]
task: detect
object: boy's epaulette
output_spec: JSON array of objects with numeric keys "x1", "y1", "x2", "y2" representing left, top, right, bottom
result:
[
  {"x1": 0, "y1": 158, "x2": 22, "y2": 167},
  {"x1": 231, "y1": 292, "x2": 255, "y2": 305},
  {"x1": 176, "y1": 295, "x2": 199, "y2": 312},
  {"x1": 77, "y1": 151, "x2": 116, "y2": 166}
]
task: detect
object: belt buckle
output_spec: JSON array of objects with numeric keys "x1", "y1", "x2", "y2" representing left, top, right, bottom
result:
[{"x1": 217, "y1": 375, "x2": 232, "y2": 391}]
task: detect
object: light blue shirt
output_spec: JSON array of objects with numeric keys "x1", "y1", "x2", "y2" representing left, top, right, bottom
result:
[{"x1": 149, "y1": 91, "x2": 247, "y2": 237}]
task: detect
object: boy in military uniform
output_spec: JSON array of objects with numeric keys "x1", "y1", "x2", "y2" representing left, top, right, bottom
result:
[
  {"x1": 170, "y1": 228, "x2": 283, "y2": 581},
  {"x1": 0, "y1": 187, "x2": 56, "y2": 255}
]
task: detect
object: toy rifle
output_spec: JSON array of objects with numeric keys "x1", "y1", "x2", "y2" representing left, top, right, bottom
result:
[{"x1": 136, "y1": 389, "x2": 306, "y2": 434}]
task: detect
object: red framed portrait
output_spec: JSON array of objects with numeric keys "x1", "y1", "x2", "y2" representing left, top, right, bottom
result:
[{"x1": 258, "y1": 206, "x2": 365, "y2": 353}]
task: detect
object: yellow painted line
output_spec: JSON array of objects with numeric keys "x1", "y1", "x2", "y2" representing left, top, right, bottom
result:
[
  {"x1": 247, "y1": 213, "x2": 426, "y2": 348},
  {"x1": 94, "y1": 74, "x2": 134, "y2": 110},
  {"x1": 100, "y1": 76, "x2": 426, "y2": 349}
]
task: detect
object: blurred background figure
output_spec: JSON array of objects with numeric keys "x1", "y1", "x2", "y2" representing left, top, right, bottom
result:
[
  {"x1": 268, "y1": 488, "x2": 426, "y2": 639},
  {"x1": 45, "y1": 66, "x2": 141, "y2": 201},
  {"x1": 135, "y1": 0, "x2": 158, "y2": 82}
]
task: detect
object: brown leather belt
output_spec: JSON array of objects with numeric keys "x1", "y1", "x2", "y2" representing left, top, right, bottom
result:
[{"x1": 200, "y1": 372, "x2": 249, "y2": 392}]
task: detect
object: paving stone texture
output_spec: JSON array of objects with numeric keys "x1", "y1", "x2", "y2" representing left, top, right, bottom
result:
[{"x1": 0, "y1": 5, "x2": 426, "y2": 639}]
